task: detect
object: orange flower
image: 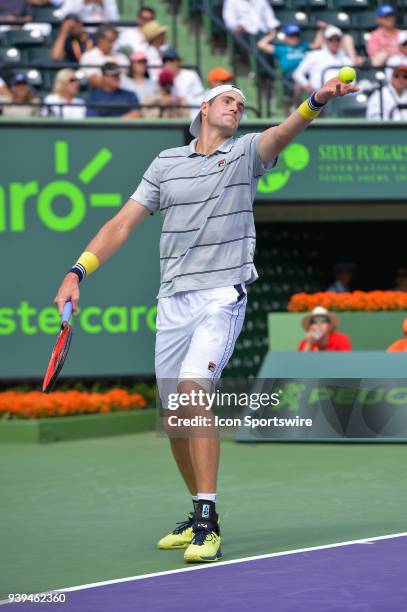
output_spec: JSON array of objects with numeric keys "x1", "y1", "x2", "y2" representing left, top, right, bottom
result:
[
  {"x1": 288, "y1": 291, "x2": 407, "y2": 312},
  {"x1": 0, "y1": 389, "x2": 148, "y2": 420}
]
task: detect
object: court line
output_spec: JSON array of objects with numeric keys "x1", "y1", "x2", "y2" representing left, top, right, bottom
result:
[{"x1": 2, "y1": 530, "x2": 405, "y2": 605}]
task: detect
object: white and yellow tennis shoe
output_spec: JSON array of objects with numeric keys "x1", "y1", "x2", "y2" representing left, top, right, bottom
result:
[{"x1": 157, "y1": 513, "x2": 194, "y2": 550}]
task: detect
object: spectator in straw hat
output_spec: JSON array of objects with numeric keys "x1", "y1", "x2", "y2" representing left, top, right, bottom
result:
[
  {"x1": 387, "y1": 318, "x2": 407, "y2": 352},
  {"x1": 140, "y1": 20, "x2": 167, "y2": 79},
  {"x1": 298, "y1": 306, "x2": 351, "y2": 352}
]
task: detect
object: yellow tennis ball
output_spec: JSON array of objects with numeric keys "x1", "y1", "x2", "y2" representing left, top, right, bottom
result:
[{"x1": 338, "y1": 66, "x2": 356, "y2": 84}]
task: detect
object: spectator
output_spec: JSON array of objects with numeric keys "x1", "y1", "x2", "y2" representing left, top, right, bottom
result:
[
  {"x1": 86, "y1": 62, "x2": 140, "y2": 118},
  {"x1": 142, "y1": 69, "x2": 189, "y2": 119},
  {"x1": 80, "y1": 25, "x2": 129, "y2": 87},
  {"x1": 121, "y1": 50, "x2": 157, "y2": 101},
  {"x1": 222, "y1": 0, "x2": 279, "y2": 37},
  {"x1": 313, "y1": 20, "x2": 362, "y2": 65},
  {"x1": 207, "y1": 67, "x2": 234, "y2": 88},
  {"x1": 366, "y1": 5, "x2": 400, "y2": 67},
  {"x1": 386, "y1": 30, "x2": 407, "y2": 76},
  {"x1": 387, "y1": 318, "x2": 407, "y2": 351},
  {"x1": 0, "y1": 0, "x2": 32, "y2": 20},
  {"x1": 116, "y1": 5, "x2": 155, "y2": 54},
  {"x1": 366, "y1": 65, "x2": 407, "y2": 120},
  {"x1": 57, "y1": 0, "x2": 118, "y2": 22},
  {"x1": 258, "y1": 24, "x2": 318, "y2": 113},
  {"x1": 42, "y1": 68, "x2": 86, "y2": 118},
  {"x1": 140, "y1": 20, "x2": 167, "y2": 79},
  {"x1": 0, "y1": 73, "x2": 41, "y2": 117},
  {"x1": 327, "y1": 261, "x2": 355, "y2": 293},
  {"x1": 298, "y1": 306, "x2": 352, "y2": 352},
  {"x1": 27, "y1": 0, "x2": 62, "y2": 6},
  {"x1": 293, "y1": 26, "x2": 352, "y2": 95},
  {"x1": 51, "y1": 14, "x2": 94, "y2": 62},
  {"x1": 162, "y1": 47, "x2": 205, "y2": 119},
  {"x1": 393, "y1": 266, "x2": 407, "y2": 291},
  {"x1": 0, "y1": 77, "x2": 11, "y2": 98}
]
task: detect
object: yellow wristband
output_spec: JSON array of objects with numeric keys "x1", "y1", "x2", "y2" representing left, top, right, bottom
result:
[
  {"x1": 77, "y1": 251, "x2": 100, "y2": 276},
  {"x1": 298, "y1": 101, "x2": 320, "y2": 121}
]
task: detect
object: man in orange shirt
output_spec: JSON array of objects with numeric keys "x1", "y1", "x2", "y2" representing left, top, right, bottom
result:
[
  {"x1": 298, "y1": 306, "x2": 352, "y2": 352},
  {"x1": 387, "y1": 318, "x2": 407, "y2": 352}
]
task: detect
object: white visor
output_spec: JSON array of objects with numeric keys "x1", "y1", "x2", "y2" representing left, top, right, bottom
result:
[{"x1": 189, "y1": 84, "x2": 246, "y2": 138}]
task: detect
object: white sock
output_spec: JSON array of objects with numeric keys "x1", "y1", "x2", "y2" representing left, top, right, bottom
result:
[
  {"x1": 197, "y1": 493, "x2": 217, "y2": 503},
  {"x1": 192, "y1": 495, "x2": 199, "y2": 502}
]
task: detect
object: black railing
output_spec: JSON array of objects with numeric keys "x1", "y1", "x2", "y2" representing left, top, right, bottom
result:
[{"x1": 0, "y1": 100, "x2": 261, "y2": 118}]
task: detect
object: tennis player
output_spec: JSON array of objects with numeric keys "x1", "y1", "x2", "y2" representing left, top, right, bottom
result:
[{"x1": 54, "y1": 77, "x2": 357, "y2": 563}]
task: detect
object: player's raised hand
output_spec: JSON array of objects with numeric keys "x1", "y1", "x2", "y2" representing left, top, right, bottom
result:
[{"x1": 315, "y1": 76, "x2": 359, "y2": 105}]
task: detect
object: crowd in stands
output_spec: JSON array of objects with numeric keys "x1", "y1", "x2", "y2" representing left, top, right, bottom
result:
[
  {"x1": 0, "y1": 3, "x2": 208, "y2": 118},
  {"x1": 0, "y1": 1, "x2": 407, "y2": 119}
]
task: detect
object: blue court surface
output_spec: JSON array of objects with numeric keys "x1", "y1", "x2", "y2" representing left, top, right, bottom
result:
[{"x1": 3, "y1": 532, "x2": 407, "y2": 612}]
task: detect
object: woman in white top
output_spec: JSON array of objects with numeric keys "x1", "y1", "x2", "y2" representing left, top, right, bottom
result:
[
  {"x1": 121, "y1": 51, "x2": 158, "y2": 102},
  {"x1": 43, "y1": 69, "x2": 86, "y2": 119}
]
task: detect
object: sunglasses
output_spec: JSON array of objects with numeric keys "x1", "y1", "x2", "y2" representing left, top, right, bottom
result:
[
  {"x1": 67, "y1": 77, "x2": 79, "y2": 83},
  {"x1": 133, "y1": 59, "x2": 147, "y2": 63},
  {"x1": 328, "y1": 37, "x2": 342, "y2": 42},
  {"x1": 310, "y1": 316, "x2": 330, "y2": 324},
  {"x1": 393, "y1": 72, "x2": 407, "y2": 79}
]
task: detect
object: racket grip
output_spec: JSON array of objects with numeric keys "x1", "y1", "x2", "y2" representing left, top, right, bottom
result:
[{"x1": 61, "y1": 301, "x2": 73, "y2": 324}]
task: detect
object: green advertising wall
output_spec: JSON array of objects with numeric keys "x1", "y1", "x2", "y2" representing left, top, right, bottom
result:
[
  {"x1": 0, "y1": 121, "x2": 185, "y2": 378},
  {"x1": 255, "y1": 121, "x2": 407, "y2": 201},
  {"x1": 1, "y1": 119, "x2": 406, "y2": 379}
]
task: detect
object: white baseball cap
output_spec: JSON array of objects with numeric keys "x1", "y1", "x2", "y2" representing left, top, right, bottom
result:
[
  {"x1": 189, "y1": 84, "x2": 246, "y2": 138},
  {"x1": 324, "y1": 25, "x2": 343, "y2": 39}
]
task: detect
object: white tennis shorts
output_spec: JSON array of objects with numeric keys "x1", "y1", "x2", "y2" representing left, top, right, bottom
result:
[{"x1": 155, "y1": 284, "x2": 247, "y2": 406}]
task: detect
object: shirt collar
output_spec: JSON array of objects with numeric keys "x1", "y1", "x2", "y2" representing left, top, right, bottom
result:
[{"x1": 187, "y1": 136, "x2": 235, "y2": 157}]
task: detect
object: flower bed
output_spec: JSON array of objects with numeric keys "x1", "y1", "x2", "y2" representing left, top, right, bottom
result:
[
  {"x1": 0, "y1": 389, "x2": 147, "y2": 420},
  {"x1": 288, "y1": 291, "x2": 407, "y2": 313}
]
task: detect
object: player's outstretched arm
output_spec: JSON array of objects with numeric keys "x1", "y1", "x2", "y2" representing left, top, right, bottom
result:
[
  {"x1": 258, "y1": 76, "x2": 358, "y2": 164},
  {"x1": 54, "y1": 200, "x2": 149, "y2": 314}
]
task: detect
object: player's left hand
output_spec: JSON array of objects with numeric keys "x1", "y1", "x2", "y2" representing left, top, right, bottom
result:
[{"x1": 315, "y1": 76, "x2": 359, "y2": 105}]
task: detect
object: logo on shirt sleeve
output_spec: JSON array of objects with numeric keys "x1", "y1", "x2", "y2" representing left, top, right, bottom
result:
[
  {"x1": 218, "y1": 159, "x2": 226, "y2": 168},
  {"x1": 208, "y1": 361, "x2": 216, "y2": 372}
]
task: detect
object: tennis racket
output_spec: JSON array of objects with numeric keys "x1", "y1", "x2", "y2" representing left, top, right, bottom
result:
[{"x1": 42, "y1": 301, "x2": 73, "y2": 393}]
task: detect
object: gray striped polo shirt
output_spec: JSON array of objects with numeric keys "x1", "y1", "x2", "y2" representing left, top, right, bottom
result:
[{"x1": 131, "y1": 132, "x2": 276, "y2": 298}]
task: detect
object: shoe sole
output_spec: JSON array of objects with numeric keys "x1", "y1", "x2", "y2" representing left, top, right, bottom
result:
[
  {"x1": 184, "y1": 549, "x2": 222, "y2": 563},
  {"x1": 157, "y1": 543, "x2": 190, "y2": 550}
]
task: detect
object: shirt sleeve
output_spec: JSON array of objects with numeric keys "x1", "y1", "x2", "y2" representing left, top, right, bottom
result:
[
  {"x1": 366, "y1": 30, "x2": 381, "y2": 57},
  {"x1": 292, "y1": 53, "x2": 311, "y2": 87},
  {"x1": 366, "y1": 90, "x2": 381, "y2": 120},
  {"x1": 86, "y1": 92, "x2": 100, "y2": 117},
  {"x1": 130, "y1": 156, "x2": 161, "y2": 213},
  {"x1": 126, "y1": 91, "x2": 140, "y2": 110},
  {"x1": 222, "y1": 0, "x2": 237, "y2": 32},
  {"x1": 332, "y1": 334, "x2": 352, "y2": 351},
  {"x1": 262, "y1": 0, "x2": 280, "y2": 29},
  {"x1": 242, "y1": 132, "x2": 277, "y2": 178},
  {"x1": 23, "y1": 0, "x2": 33, "y2": 16},
  {"x1": 297, "y1": 339, "x2": 306, "y2": 351},
  {"x1": 105, "y1": 0, "x2": 119, "y2": 21}
]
